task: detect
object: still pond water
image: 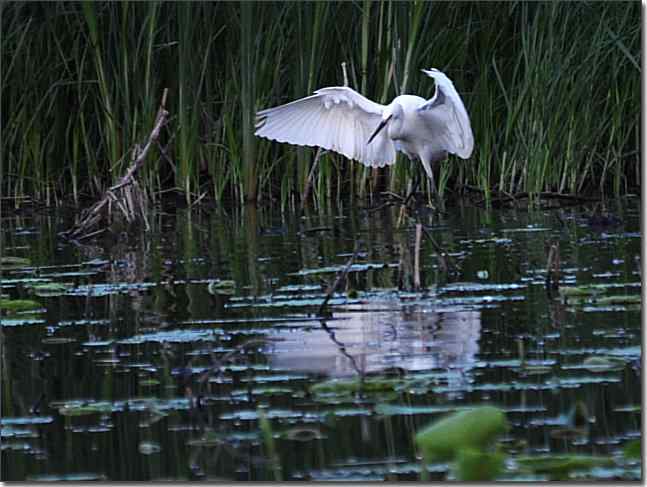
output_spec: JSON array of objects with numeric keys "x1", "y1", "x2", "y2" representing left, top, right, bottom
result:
[{"x1": 1, "y1": 197, "x2": 641, "y2": 481}]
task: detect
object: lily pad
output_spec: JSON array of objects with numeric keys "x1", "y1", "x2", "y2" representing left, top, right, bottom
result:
[
  {"x1": 515, "y1": 454, "x2": 614, "y2": 478},
  {"x1": 187, "y1": 431, "x2": 222, "y2": 447},
  {"x1": 592, "y1": 295, "x2": 641, "y2": 306},
  {"x1": 208, "y1": 280, "x2": 236, "y2": 295},
  {"x1": 29, "y1": 282, "x2": 72, "y2": 297},
  {"x1": 415, "y1": 406, "x2": 508, "y2": 462},
  {"x1": 582, "y1": 356, "x2": 626, "y2": 373},
  {"x1": 0, "y1": 299, "x2": 43, "y2": 314},
  {"x1": 57, "y1": 401, "x2": 115, "y2": 417},
  {"x1": 310, "y1": 377, "x2": 403, "y2": 396},
  {"x1": 0, "y1": 256, "x2": 31, "y2": 269},
  {"x1": 623, "y1": 439, "x2": 640, "y2": 459},
  {"x1": 559, "y1": 285, "x2": 604, "y2": 298},
  {"x1": 139, "y1": 441, "x2": 161, "y2": 455}
]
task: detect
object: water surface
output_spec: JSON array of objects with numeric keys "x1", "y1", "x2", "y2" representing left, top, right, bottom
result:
[{"x1": 1, "y1": 197, "x2": 641, "y2": 480}]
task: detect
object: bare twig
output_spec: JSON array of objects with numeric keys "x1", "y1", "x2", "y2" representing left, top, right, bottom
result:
[
  {"x1": 414, "y1": 223, "x2": 422, "y2": 290},
  {"x1": 300, "y1": 148, "x2": 326, "y2": 211},
  {"x1": 318, "y1": 241, "x2": 360, "y2": 316},
  {"x1": 545, "y1": 241, "x2": 560, "y2": 292},
  {"x1": 61, "y1": 89, "x2": 169, "y2": 240},
  {"x1": 422, "y1": 226, "x2": 456, "y2": 272}
]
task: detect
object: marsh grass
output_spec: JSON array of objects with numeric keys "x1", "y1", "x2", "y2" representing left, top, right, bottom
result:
[{"x1": 1, "y1": 2, "x2": 639, "y2": 208}]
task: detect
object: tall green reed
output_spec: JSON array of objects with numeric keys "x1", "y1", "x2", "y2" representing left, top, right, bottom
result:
[{"x1": 1, "y1": 2, "x2": 639, "y2": 208}]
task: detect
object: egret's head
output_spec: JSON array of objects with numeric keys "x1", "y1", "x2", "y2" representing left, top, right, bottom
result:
[{"x1": 367, "y1": 109, "x2": 394, "y2": 144}]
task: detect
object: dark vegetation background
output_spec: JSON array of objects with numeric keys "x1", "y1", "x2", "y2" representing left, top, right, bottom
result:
[{"x1": 1, "y1": 2, "x2": 640, "y2": 208}]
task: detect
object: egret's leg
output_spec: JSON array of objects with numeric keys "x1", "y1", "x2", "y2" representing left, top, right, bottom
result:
[
  {"x1": 420, "y1": 157, "x2": 438, "y2": 200},
  {"x1": 404, "y1": 168, "x2": 421, "y2": 206}
]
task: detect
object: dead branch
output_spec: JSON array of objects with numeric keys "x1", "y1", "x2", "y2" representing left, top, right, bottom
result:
[
  {"x1": 318, "y1": 241, "x2": 360, "y2": 316},
  {"x1": 422, "y1": 226, "x2": 456, "y2": 273},
  {"x1": 300, "y1": 148, "x2": 326, "y2": 212},
  {"x1": 545, "y1": 241, "x2": 561, "y2": 292},
  {"x1": 61, "y1": 89, "x2": 169, "y2": 241},
  {"x1": 414, "y1": 223, "x2": 422, "y2": 290},
  {"x1": 463, "y1": 186, "x2": 600, "y2": 207}
]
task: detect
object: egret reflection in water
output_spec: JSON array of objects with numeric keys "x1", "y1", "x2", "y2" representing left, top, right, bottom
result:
[{"x1": 266, "y1": 304, "x2": 480, "y2": 387}]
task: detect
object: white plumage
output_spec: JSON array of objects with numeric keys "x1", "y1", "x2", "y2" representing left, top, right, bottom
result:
[{"x1": 255, "y1": 68, "x2": 474, "y2": 184}]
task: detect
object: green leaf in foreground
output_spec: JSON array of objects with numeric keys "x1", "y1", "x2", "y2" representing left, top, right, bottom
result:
[
  {"x1": 415, "y1": 406, "x2": 508, "y2": 462},
  {"x1": 455, "y1": 448, "x2": 505, "y2": 481}
]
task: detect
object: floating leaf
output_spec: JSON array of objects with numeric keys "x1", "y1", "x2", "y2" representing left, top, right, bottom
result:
[
  {"x1": 139, "y1": 441, "x2": 161, "y2": 455},
  {"x1": 593, "y1": 295, "x2": 641, "y2": 306},
  {"x1": 582, "y1": 356, "x2": 626, "y2": 373},
  {"x1": 623, "y1": 439, "x2": 641, "y2": 459},
  {"x1": 520, "y1": 365, "x2": 553, "y2": 375},
  {"x1": 476, "y1": 270, "x2": 489, "y2": 280},
  {"x1": 0, "y1": 256, "x2": 31, "y2": 269},
  {"x1": 454, "y1": 448, "x2": 505, "y2": 481},
  {"x1": 0, "y1": 299, "x2": 43, "y2": 314},
  {"x1": 57, "y1": 401, "x2": 115, "y2": 417},
  {"x1": 415, "y1": 406, "x2": 508, "y2": 462},
  {"x1": 42, "y1": 337, "x2": 76, "y2": 345},
  {"x1": 208, "y1": 280, "x2": 236, "y2": 296},
  {"x1": 281, "y1": 427, "x2": 325, "y2": 442},
  {"x1": 310, "y1": 377, "x2": 402, "y2": 396},
  {"x1": 29, "y1": 282, "x2": 72, "y2": 297},
  {"x1": 515, "y1": 454, "x2": 614, "y2": 479},
  {"x1": 559, "y1": 286, "x2": 603, "y2": 297},
  {"x1": 187, "y1": 431, "x2": 222, "y2": 447}
]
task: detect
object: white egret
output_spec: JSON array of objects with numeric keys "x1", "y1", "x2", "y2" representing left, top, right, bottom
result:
[{"x1": 255, "y1": 68, "x2": 474, "y2": 194}]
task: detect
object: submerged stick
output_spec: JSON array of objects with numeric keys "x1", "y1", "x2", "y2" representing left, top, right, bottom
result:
[
  {"x1": 545, "y1": 241, "x2": 560, "y2": 292},
  {"x1": 422, "y1": 226, "x2": 455, "y2": 273},
  {"x1": 318, "y1": 241, "x2": 360, "y2": 316},
  {"x1": 414, "y1": 223, "x2": 422, "y2": 290}
]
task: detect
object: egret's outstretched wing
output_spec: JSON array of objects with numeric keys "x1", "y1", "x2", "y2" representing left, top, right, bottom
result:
[
  {"x1": 255, "y1": 87, "x2": 396, "y2": 168},
  {"x1": 417, "y1": 69, "x2": 474, "y2": 159}
]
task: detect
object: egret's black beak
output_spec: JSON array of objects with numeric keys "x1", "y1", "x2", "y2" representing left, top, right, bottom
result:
[{"x1": 367, "y1": 115, "x2": 392, "y2": 144}]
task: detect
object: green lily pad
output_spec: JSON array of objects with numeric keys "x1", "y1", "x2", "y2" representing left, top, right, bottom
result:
[
  {"x1": 559, "y1": 285, "x2": 603, "y2": 298},
  {"x1": 592, "y1": 295, "x2": 641, "y2": 306},
  {"x1": 187, "y1": 431, "x2": 222, "y2": 447},
  {"x1": 281, "y1": 427, "x2": 325, "y2": 442},
  {"x1": 455, "y1": 448, "x2": 505, "y2": 481},
  {"x1": 58, "y1": 401, "x2": 115, "y2": 417},
  {"x1": 29, "y1": 282, "x2": 72, "y2": 297},
  {"x1": 516, "y1": 454, "x2": 614, "y2": 478},
  {"x1": 415, "y1": 406, "x2": 508, "y2": 462},
  {"x1": 310, "y1": 377, "x2": 403, "y2": 395},
  {"x1": 208, "y1": 280, "x2": 236, "y2": 296},
  {"x1": 0, "y1": 256, "x2": 31, "y2": 269},
  {"x1": 139, "y1": 441, "x2": 161, "y2": 455},
  {"x1": 582, "y1": 356, "x2": 626, "y2": 372},
  {"x1": 623, "y1": 439, "x2": 641, "y2": 459},
  {"x1": 0, "y1": 299, "x2": 43, "y2": 314}
]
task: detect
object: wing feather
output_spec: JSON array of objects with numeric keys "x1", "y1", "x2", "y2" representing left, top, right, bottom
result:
[
  {"x1": 417, "y1": 69, "x2": 474, "y2": 159},
  {"x1": 255, "y1": 86, "x2": 396, "y2": 167}
]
